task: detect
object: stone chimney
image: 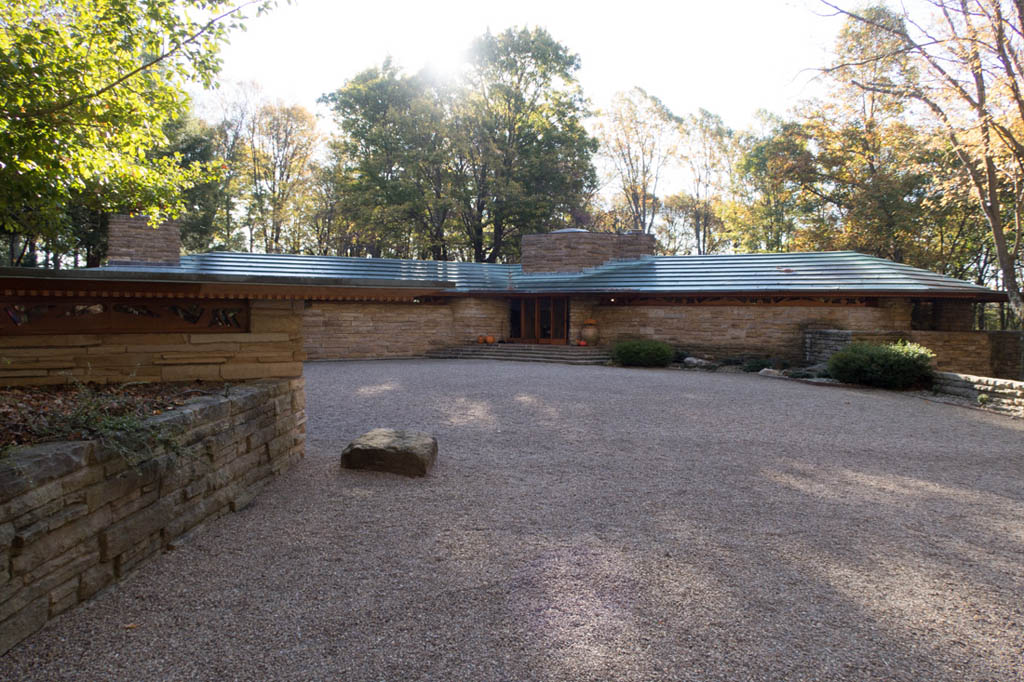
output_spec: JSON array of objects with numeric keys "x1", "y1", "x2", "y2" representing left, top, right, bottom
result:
[
  {"x1": 521, "y1": 229, "x2": 657, "y2": 274},
  {"x1": 106, "y1": 214, "x2": 181, "y2": 267}
]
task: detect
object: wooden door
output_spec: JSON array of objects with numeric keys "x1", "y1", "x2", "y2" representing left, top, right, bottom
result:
[{"x1": 509, "y1": 297, "x2": 568, "y2": 344}]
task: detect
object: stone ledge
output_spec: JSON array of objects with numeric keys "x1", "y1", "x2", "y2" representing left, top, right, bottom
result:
[{"x1": 0, "y1": 378, "x2": 306, "y2": 655}]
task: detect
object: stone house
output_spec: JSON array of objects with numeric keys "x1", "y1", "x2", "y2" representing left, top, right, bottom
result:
[{"x1": 1, "y1": 216, "x2": 1019, "y2": 381}]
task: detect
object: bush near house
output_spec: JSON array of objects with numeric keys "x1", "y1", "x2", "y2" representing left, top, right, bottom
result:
[
  {"x1": 827, "y1": 341, "x2": 936, "y2": 389},
  {"x1": 612, "y1": 340, "x2": 674, "y2": 367}
]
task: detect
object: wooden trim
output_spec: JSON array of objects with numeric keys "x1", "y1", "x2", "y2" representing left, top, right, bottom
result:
[
  {"x1": 0, "y1": 277, "x2": 446, "y2": 302},
  {"x1": 1, "y1": 296, "x2": 251, "y2": 335},
  {"x1": 597, "y1": 295, "x2": 879, "y2": 307}
]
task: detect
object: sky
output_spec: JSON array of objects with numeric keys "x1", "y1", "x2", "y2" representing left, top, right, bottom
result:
[{"x1": 205, "y1": 0, "x2": 847, "y2": 131}]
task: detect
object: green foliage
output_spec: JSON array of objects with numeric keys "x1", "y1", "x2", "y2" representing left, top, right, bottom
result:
[
  {"x1": 611, "y1": 339, "x2": 674, "y2": 367},
  {"x1": 321, "y1": 27, "x2": 598, "y2": 263},
  {"x1": 0, "y1": 0, "x2": 274, "y2": 239},
  {"x1": 742, "y1": 358, "x2": 774, "y2": 373},
  {"x1": 827, "y1": 341, "x2": 935, "y2": 390}
]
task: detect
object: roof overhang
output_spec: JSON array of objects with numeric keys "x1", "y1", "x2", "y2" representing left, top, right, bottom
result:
[{"x1": 0, "y1": 267, "x2": 453, "y2": 301}]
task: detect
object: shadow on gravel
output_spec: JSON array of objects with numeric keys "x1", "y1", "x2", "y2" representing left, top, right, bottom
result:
[{"x1": 1, "y1": 360, "x2": 1020, "y2": 682}]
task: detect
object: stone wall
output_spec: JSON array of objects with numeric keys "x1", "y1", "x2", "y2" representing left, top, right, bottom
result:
[
  {"x1": 932, "y1": 371, "x2": 1024, "y2": 417},
  {"x1": 804, "y1": 328, "x2": 1022, "y2": 379},
  {"x1": 449, "y1": 297, "x2": 509, "y2": 345},
  {"x1": 106, "y1": 215, "x2": 181, "y2": 266},
  {"x1": 989, "y1": 331, "x2": 1024, "y2": 380},
  {"x1": 521, "y1": 232, "x2": 657, "y2": 273},
  {"x1": 0, "y1": 378, "x2": 306, "y2": 655},
  {"x1": 302, "y1": 298, "x2": 508, "y2": 360},
  {"x1": 589, "y1": 300, "x2": 912, "y2": 362},
  {"x1": 0, "y1": 300, "x2": 305, "y2": 387}
]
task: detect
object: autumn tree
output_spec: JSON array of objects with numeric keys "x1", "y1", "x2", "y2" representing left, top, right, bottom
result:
[
  {"x1": 823, "y1": 0, "x2": 1024, "y2": 316},
  {"x1": 597, "y1": 88, "x2": 678, "y2": 234},
  {"x1": 660, "y1": 109, "x2": 733, "y2": 254},
  {"x1": 242, "y1": 102, "x2": 318, "y2": 253}
]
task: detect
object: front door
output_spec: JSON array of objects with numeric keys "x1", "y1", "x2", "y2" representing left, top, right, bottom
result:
[{"x1": 509, "y1": 297, "x2": 568, "y2": 344}]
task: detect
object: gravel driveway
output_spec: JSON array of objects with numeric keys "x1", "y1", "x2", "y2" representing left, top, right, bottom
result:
[{"x1": 2, "y1": 360, "x2": 1022, "y2": 681}]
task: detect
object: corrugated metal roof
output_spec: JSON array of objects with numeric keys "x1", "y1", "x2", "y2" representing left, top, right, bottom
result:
[
  {"x1": 91, "y1": 250, "x2": 1002, "y2": 299},
  {"x1": 506, "y1": 251, "x2": 1001, "y2": 297}
]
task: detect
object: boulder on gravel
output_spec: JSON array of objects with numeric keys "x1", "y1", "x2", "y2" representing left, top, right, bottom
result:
[{"x1": 341, "y1": 428, "x2": 437, "y2": 477}]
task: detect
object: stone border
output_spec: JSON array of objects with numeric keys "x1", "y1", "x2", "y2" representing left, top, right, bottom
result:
[
  {"x1": 931, "y1": 371, "x2": 1024, "y2": 418},
  {"x1": 0, "y1": 378, "x2": 306, "y2": 655}
]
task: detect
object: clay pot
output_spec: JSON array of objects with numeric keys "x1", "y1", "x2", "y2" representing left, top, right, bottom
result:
[{"x1": 580, "y1": 320, "x2": 599, "y2": 345}]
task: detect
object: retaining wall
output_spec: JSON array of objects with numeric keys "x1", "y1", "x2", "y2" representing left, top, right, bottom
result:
[
  {"x1": 932, "y1": 371, "x2": 1024, "y2": 417},
  {"x1": 0, "y1": 378, "x2": 306, "y2": 655}
]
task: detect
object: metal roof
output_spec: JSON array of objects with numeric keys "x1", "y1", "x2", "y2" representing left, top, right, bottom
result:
[
  {"x1": 506, "y1": 251, "x2": 1003, "y2": 298},
  {"x1": 38, "y1": 249, "x2": 1001, "y2": 300}
]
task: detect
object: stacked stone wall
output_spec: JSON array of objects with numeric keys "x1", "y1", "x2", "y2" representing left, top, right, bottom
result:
[
  {"x1": 989, "y1": 331, "x2": 1024, "y2": 380},
  {"x1": 521, "y1": 232, "x2": 656, "y2": 273},
  {"x1": 0, "y1": 378, "x2": 306, "y2": 655},
  {"x1": 302, "y1": 298, "x2": 509, "y2": 359},
  {"x1": 590, "y1": 301, "x2": 912, "y2": 362},
  {"x1": 449, "y1": 298, "x2": 509, "y2": 345},
  {"x1": 932, "y1": 372, "x2": 1024, "y2": 417},
  {"x1": 106, "y1": 215, "x2": 181, "y2": 266},
  {"x1": 303, "y1": 302, "x2": 454, "y2": 360},
  {"x1": 0, "y1": 300, "x2": 305, "y2": 387}
]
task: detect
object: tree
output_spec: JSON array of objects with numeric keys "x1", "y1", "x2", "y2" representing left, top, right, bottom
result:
[
  {"x1": 0, "y1": 0, "x2": 274, "y2": 245},
  {"x1": 455, "y1": 27, "x2": 598, "y2": 262},
  {"x1": 726, "y1": 114, "x2": 808, "y2": 252},
  {"x1": 322, "y1": 29, "x2": 598, "y2": 263},
  {"x1": 597, "y1": 88, "x2": 678, "y2": 234},
  {"x1": 670, "y1": 109, "x2": 733, "y2": 254},
  {"x1": 823, "y1": 0, "x2": 1024, "y2": 316},
  {"x1": 242, "y1": 102, "x2": 318, "y2": 253}
]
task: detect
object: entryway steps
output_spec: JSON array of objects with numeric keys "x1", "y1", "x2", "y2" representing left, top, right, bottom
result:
[{"x1": 426, "y1": 344, "x2": 610, "y2": 365}]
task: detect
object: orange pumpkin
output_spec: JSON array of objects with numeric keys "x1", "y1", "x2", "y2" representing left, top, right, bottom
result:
[
  {"x1": 477, "y1": 335, "x2": 485, "y2": 344},
  {"x1": 485, "y1": 335, "x2": 495, "y2": 344}
]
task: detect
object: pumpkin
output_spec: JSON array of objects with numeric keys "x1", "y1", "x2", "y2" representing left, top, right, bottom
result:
[
  {"x1": 485, "y1": 335, "x2": 495, "y2": 344},
  {"x1": 477, "y1": 335, "x2": 485, "y2": 344}
]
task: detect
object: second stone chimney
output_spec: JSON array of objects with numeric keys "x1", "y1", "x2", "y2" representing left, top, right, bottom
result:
[
  {"x1": 106, "y1": 214, "x2": 182, "y2": 267},
  {"x1": 521, "y1": 229, "x2": 657, "y2": 274}
]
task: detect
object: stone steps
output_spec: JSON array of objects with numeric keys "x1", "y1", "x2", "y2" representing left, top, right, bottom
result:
[{"x1": 425, "y1": 344, "x2": 610, "y2": 365}]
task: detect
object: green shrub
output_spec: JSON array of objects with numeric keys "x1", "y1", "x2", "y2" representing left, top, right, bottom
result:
[
  {"x1": 826, "y1": 341, "x2": 935, "y2": 390},
  {"x1": 741, "y1": 357, "x2": 773, "y2": 373},
  {"x1": 672, "y1": 348, "x2": 689, "y2": 363},
  {"x1": 612, "y1": 339, "x2": 674, "y2": 367}
]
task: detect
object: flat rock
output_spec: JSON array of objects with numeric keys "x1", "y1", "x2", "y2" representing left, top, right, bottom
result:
[
  {"x1": 684, "y1": 356, "x2": 717, "y2": 369},
  {"x1": 341, "y1": 428, "x2": 437, "y2": 477},
  {"x1": 758, "y1": 368, "x2": 785, "y2": 378}
]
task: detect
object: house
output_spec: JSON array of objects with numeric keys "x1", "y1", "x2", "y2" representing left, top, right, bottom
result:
[{"x1": 0, "y1": 215, "x2": 1019, "y2": 382}]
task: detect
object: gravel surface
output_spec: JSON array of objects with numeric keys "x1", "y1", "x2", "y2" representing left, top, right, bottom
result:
[{"x1": 2, "y1": 359, "x2": 1022, "y2": 681}]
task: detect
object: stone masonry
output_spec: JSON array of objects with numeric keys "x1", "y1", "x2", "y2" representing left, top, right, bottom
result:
[
  {"x1": 302, "y1": 298, "x2": 508, "y2": 360},
  {"x1": 106, "y1": 215, "x2": 181, "y2": 266},
  {"x1": 591, "y1": 299, "x2": 913, "y2": 362},
  {"x1": 0, "y1": 300, "x2": 305, "y2": 387},
  {"x1": 521, "y1": 231, "x2": 657, "y2": 273},
  {"x1": 0, "y1": 378, "x2": 306, "y2": 655}
]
